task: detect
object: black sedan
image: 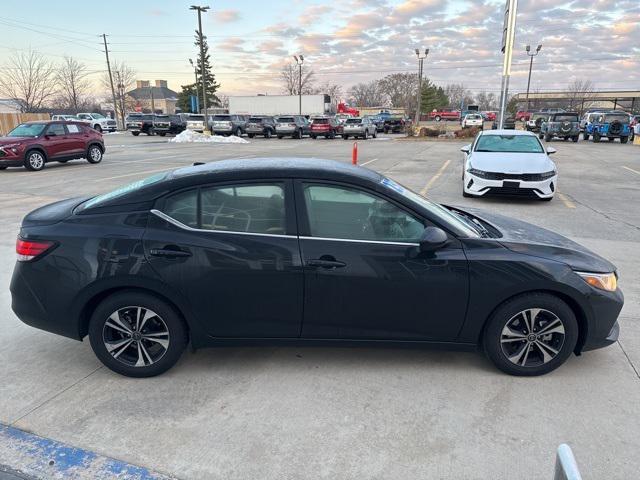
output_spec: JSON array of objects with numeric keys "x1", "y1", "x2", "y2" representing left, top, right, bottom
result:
[{"x1": 11, "y1": 158, "x2": 623, "y2": 377}]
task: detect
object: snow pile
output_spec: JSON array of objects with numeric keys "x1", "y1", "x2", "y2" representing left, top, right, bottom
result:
[{"x1": 169, "y1": 130, "x2": 250, "y2": 144}]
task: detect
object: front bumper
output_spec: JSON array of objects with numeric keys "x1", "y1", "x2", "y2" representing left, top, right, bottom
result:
[
  {"x1": 581, "y1": 286, "x2": 624, "y2": 352},
  {"x1": 463, "y1": 171, "x2": 557, "y2": 198}
]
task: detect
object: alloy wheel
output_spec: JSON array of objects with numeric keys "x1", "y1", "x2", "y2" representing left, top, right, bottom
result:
[
  {"x1": 29, "y1": 152, "x2": 44, "y2": 170},
  {"x1": 500, "y1": 308, "x2": 565, "y2": 367},
  {"x1": 89, "y1": 147, "x2": 102, "y2": 162},
  {"x1": 102, "y1": 306, "x2": 170, "y2": 367}
]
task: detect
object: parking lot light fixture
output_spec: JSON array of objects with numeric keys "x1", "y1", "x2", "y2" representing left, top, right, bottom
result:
[
  {"x1": 190, "y1": 5, "x2": 210, "y2": 131},
  {"x1": 414, "y1": 48, "x2": 429, "y2": 126},
  {"x1": 525, "y1": 43, "x2": 542, "y2": 114}
]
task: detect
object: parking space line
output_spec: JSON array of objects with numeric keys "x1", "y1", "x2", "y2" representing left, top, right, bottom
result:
[
  {"x1": 419, "y1": 159, "x2": 451, "y2": 195},
  {"x1": 361, "y1": 158, "x2": 379, "y2": 166},
  {"x1": 622, "y1": 165, "x2": 640, "y2": 176},
  {"x1": 557, "y1": 192, "x2": 576, "y2": 209}
]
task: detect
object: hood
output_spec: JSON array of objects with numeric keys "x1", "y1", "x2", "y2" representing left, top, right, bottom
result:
[
  {"x1": 0, "y1": 136, "x2": 31, "y2": 145},
  {"x1": 461, "y1": 207, "x2": 616, "y2": 273},
  {"x1": 469, "y1": 152, "x2": 554, "y2": 174}
]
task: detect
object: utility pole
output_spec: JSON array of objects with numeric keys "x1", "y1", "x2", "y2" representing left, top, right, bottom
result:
[
  {"x1": 414, "y1": 48, "x2": 429, "y2": 126},
  {"x1": 293, "y1": 55, "x2": 304, "y2": 115},
  {"x1": 497, "y1": 0, "x2": 518, "y2": 129},
  {"x1": 102, "y1": 34, "x2": 120, "y2": 129},
  {"x1": 524, "y1": 44, "x2": 542, "y2": 113},
  {"x1": 115, "y1": 71, "x2": 126, "y2": 129},
  {"x1": 190, "y1": 5, "x2": 210, "y2": 132},
  {"x1": 149, "y1": 83, "x2": 155, "y2": 113}
]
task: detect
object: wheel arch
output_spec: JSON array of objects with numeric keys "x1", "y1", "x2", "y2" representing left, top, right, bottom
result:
[
  {"x1": 24, "y1": 145, "x2": 48, "y2": 161},
  {"x1": 477, "y1": 288, "x2": 588, "y2": 354},
  {"x1": 86, "y1": 141, "x2": 104, "y2": 153}
]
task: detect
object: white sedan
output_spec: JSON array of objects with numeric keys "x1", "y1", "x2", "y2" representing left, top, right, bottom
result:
[
  {"x1": 461, "y1": 130, "x2": 557, "y2": 201},
  {"x1": 462, "y1": 113, "x2": 484, "y2": 129}
]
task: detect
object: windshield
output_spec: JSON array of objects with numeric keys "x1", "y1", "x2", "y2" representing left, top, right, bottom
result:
[
  {"x1": 475, "y1": 134, "x2": 544, "y2": 153},
  {"x1": 554, "y1": 114, "x2": 578, "y2": 122},
  {"x1": 380, "y1": 178, "x2": 479, "y2": 238},
  {"x1": 79, "y1": 172, "x2": 167, "y2": 211},
  {"x1": 92, "y1": 113, "x2": 105, "y2": 119},
  {"x1": 603, "y1": 114, "x2": 628, "y2": 123},
  {"x1": 8, "y1": 123, "x2": 46, "y2": 137}
]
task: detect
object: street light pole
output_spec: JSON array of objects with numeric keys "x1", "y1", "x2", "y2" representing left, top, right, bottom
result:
[
  {"x1": 525, "y1": 44, "x2": 542, "y2": 113},
  {"x1": 497, "y1": 0, "x2": 519, "y2": 129},
  {"x1": 293, "y1": 55, "x2": 304, "y2": 115},
  {"x1": 190, "y1": 5, "x2": 210, "y2": 131},
  {"x1": 414, "y1": 48, "x2": 429, "y2": 126}
]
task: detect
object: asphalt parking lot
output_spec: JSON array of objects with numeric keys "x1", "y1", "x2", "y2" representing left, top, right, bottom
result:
[{"x1": 1, "y1": 133, "x2": 639, "y2": 479}]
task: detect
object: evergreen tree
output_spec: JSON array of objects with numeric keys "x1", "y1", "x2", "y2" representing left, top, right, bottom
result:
[
  {"x1": 420, "y1": 79, "x2": 449, "y2": 113},
  {"x1": 177, "y1": 83, "x2": 198, "y2": 113},
  {"x1": 192, "y1": 31, "x2": 221, "y2": 109}
]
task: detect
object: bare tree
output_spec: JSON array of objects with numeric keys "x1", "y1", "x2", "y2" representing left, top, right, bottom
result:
[
  {"x1": 378, "y1": 73, "x2": 418, "y2": 114},
  {"x1": 444, "y1": 83, "x2": 475, "y2": 109},
  {"x1": 281, "y1": 63, "x2": 315, "y2": 95},
  {"x1": 54, "y1": 56, "x2": 91, "y2": 111},
  {"x1": 475, "y1": 91, "x2": 498, "y2": 111},
  {"x1": 566, "y1": 79, "x2": 596, "y2": 114},
  {"x1": 0, "y1": 50, "x2": 57, "y2": 112},
  {"x1": 348, "y1": 80, "x2": 387, "y2": 108},
  {"x1": 217, "y1": 94, "x2": 229, "y2": 110},
  {"x1": 102, "y1": 61, "x2": 136, "y2": 128},
  {"x1": 313, "y1": 81, "x2": 343, "y2": 110}
]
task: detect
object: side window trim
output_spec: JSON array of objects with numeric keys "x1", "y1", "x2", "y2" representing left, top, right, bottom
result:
[
  {"x1": 154, "y1": 179, "x2": 297, "y2": 238},
  {"x1": 294, "y1": 180, "x2": 427, "y2": 244}
]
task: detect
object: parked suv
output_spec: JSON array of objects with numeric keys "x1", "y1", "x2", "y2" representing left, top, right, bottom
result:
[
  {"x1": 584, "y1": 112, "x2": 631, "y2": 143},
  {"x1": 126, "y1": 114, "x2": 171, "y2": 136},
  {"x1": 461, "y1": 114, "x2": 484, "y2": 129},
  {"x1": 526, "y1": 113, "x2": 549, "y2": 133},
  {"x1": 310, "y1": 116, "x2": 340, "y2": 139},
  {"x1": 185, "y1": 114, "x2": 206, "y2": 133},
  {"x1": 540, "y1": 112, "x2": 580, "y2": 142},
  {"x1": 0, "y1": 121, "x2": 104, "y2": 171},
  {"x1": 342, "y1": 117, "x2": 377, "y2": 139},
  {"x1": 429, "y1": 109, "x2": 460, "y2": 122},
  {"x1": 209, "y1": 114, "x2": 246, "y2": 136},
  {"x1": 76, "y1": 113, "x2": 117, "y2": 133},
  {"x1": 245, "y1": 116, "x2": 277, "y2": 138},
  {"x1": 275, "y1": 115, "x2": 310, "y2": 139},
  {"x1": 168, "y1": 114, "x2": 188, "y2": 135}
]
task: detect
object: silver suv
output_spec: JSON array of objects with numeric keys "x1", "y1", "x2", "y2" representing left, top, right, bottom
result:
[{"x1": 342, "y1": 117, "x2": 377, "y2": 140}]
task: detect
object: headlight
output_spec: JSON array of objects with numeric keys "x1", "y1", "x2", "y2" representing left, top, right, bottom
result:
[
  {"x1": 468, "y1": 168, "x2": 489, "y2": 178},
  {"x1": 576, "y1": 271, "x2": 617, "y2": 292},
  {"x1": 539, "y1": 170, "x2": 557, "y2": 179}
]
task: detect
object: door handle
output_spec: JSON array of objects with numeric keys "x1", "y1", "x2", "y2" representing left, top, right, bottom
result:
[
  {"x1": 307, "y1": 258, "x2": 346, "y2": 269},
  {"x1": 149, "y1": 247, "x2": 192, "y2": 258}
]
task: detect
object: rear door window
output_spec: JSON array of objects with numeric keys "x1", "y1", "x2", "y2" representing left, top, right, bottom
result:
[{"x1": 66, "y1": 124, "x2": 81, "y2": 134}]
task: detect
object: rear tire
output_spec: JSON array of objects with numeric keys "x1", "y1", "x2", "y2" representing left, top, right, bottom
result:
[
  {"x1": 88, "y1": 291, "x2": 188, "y2": 378},
  {"x1": 132, "y1": 132, "x2": 140, "y2": 136},
  {"x1": 620, "y1": 136, "x2": 628, "y2": 144},
  {"x1": 583, "y1": 132, "x2": 589, "y2": 140},
  {"x1": 277, "y1": 135, "x2": 283, "y2": 139},
  {"x1": 482, "y1": 293, "x2": 578, "y2": 376},
  {"x1": 593, "y1": 132, "x2": 601, "y2": 143},
  {"x1": 248, "y1": 134, "x2": 255, "y2": 138},
  {"x1": 572, "y1": 136, "x2": 579, "y2": 143},
  {"x1": 0, "y1": 166, "x2": 7, "y2": 170},
  {"x1": 343, "y1": 135, "x2": 349, "y2": 140}
]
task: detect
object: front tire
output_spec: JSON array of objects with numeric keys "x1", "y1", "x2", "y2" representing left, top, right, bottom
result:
[
  {"x1": 482, "y1": 293, "x2": 578, "y2": 376},
  {"x1": 87, "y1": 145, "x2": 103, "y2": 164},
  {"x1": 620, "y1": 136, "x2": 628, "y2": 144},
  {"x1": 24, "y1": 150, "x2": 46, "y2": 171},
  {"x1": 88, "y1": 291, "x2": 188, "y2": 378},
  {"x1": 593, "y1": 132, "x2": 601, "y2": 143}
]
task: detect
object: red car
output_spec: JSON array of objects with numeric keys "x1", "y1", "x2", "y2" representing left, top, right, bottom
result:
[
  {"x1": 429, "y1": 109, "x2": 461, "y2": 122},
  {"x1": 482, "y1": 111, "x2": 497, "y2": 121},
  {"x1": 515, "y1": 111, "x2": 532, "y2": 121},
  {"x1": 310, "y1": 117, "x2": 340, "y2": 139},
  {"x1": 0, "y1": 121, "x2": 104, "y2": 171}
]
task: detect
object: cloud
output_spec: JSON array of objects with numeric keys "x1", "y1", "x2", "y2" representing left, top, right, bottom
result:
[{"x1": 215, "y1": 9, "x2": 240, "y2": 23}]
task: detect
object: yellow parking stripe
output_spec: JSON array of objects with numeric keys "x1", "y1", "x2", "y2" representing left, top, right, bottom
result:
[
  {"x1": 557, "y1": 192, "x2": 576, "y2": 209},
  {"x1": 622, "y1": 165, "x2": 640, "y2": 176},
  {"x1": 420, "y1": 159, "x2": 451, "y2": 195}
]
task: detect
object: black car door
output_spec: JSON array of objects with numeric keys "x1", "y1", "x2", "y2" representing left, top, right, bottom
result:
[
  {"x1": 295, "y1": 181, "x2": 469, "y2": 341},
  {"x1": 143, "y1": 180, "x2": 304, "y2": 338}
]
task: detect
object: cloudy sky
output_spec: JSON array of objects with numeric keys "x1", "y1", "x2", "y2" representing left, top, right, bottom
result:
[{"x1": 0, "y1": 0, "x2": 638, "y2": 99}]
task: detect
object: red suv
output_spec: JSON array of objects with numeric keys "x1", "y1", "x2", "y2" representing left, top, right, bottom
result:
[
  {"x1": 310, "y1": 117, "x2": 340, "y2": 139},
  {"x1": 0, "y1": 121, "x2": 104, "y2": 172}
]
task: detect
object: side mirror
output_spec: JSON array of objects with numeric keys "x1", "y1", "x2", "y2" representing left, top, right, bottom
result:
[
  {"x1": 460, "y1": 145, "x2": 471, "y2": 154},
  {"x1": 547, "y1": 147, "x2": 557, "y2": 154},
  {"x1": 419, "y1": 226, "x2": 449, "y2": 252}
]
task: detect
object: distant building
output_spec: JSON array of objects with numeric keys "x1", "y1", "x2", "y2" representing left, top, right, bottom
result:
[
  {"x1": 126, "y1": 80, "x2": 179, "y2": 114},
  {"x1": 0, "y1": 99, "x2": 22, "y2": 113}
]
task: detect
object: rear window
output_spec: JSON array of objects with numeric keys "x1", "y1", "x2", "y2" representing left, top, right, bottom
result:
[
  {"x1": 277, "y1": 117, "x2": 294, "y2": 123},
  {"x1": 188, "y1": 115, "x2": 204, "y2": 121},
  {"x1": 345, "y1": 119, "x2": 362, "y2": 124},
  {"x1": 312, "y1": 118, "x2": 329, "y2": 124},
  {"x1": 554, "y1": 114, "x2": 578, "y2": 122},
  {"x1": 603, "y1": 114, "x2": 628, "y2": 123},
  {"x1": 213, "y1": 115, "x2": 231, "y2": 121},
  {"x1": 249, "y1": 117, "x2": 265, "y2": 123},
  {"x1": 79, "y1": 172, "x2": 168, "y2": 211}
]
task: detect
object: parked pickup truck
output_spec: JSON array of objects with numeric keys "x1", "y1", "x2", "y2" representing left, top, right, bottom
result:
[
  {"x1": 76, "y1": 113, "x2": 117, "y2": 133},
  {"x1": 383, "y1": 116, "x2": 410, "y2": 133},
  {"x1": 429, "y1": 109, "x2": 460, "y2": 122},
  {"x1": 125, "y1": 114, "x2": 170, "y2": 136}
]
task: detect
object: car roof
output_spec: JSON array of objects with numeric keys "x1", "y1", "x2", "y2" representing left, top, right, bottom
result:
[{"x1": 479, "y1": 129, "x2": 535, "y2": 136}]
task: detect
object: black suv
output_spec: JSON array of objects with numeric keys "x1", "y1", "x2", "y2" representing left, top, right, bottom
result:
[
  {"x1": 168, "y1": 114, "x2": 189, "y2": 135},
  {"x1": 125, "y1": 114, "x2": 171, "y2": 136},
  {"x1": 245, "y1": 116, "x2": 277, "y2": 138},
  {"x1": 209, "y1": 114, "x2": 247, "y2": 136},
  {"x1": 275, "y1": 115, "x2": 311, "y2": 139}
]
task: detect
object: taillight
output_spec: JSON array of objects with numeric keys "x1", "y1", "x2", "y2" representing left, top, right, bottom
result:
[{"x1": 16, "y1": 238, "x2": 55, "y2": 262}]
